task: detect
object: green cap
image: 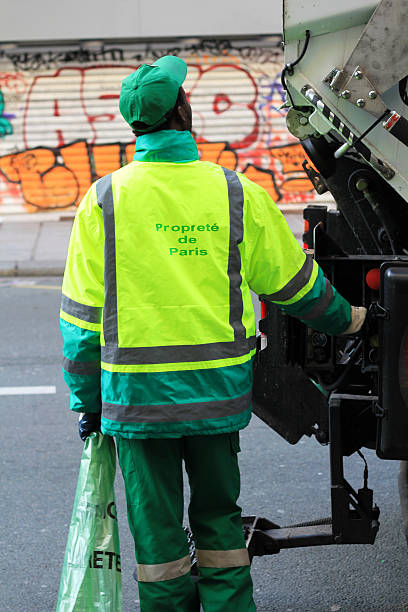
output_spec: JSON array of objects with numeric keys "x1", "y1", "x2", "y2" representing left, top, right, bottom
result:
[{"x1": 119, "y1": 56, "x2": 187, "y2": 131}]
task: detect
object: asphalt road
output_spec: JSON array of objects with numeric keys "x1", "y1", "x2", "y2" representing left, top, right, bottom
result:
[{"x1": 1, "y1": 278, "x2": 407, "y2": 612}]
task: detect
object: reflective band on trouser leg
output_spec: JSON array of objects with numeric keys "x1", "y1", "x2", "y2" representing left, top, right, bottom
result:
[
  {"x1": 96, "y1": 174, "x2": 119, "y2": 346},
  {"x1": 137, "y1": 554, "x2": 191, "y2": 582},
  {"x1": 196, "y1": 548, "x2": 250, "y2": 568}
]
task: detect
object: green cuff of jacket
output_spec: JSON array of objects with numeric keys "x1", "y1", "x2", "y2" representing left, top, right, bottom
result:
[
  {"x1": 63, "y1": 370, "x2": 102, "y2": 413},
  {"x1": 280, "y1": 266, "x2": 351, "y2": 335},
  {"x1": 302, "y1": 288, "x2": 351, "y2": 335},
  {"x1": 60, "y1": 318, "x2": 102, "y2": 413}
]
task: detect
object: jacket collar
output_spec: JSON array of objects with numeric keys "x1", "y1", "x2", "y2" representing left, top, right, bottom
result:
[{"x1": 133, "y1": 130, "x2": 199, "y2": 163}]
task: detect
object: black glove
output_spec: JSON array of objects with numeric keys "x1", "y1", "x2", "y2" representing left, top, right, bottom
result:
[{"x1": 78, "y1": 412, "x2": 101, "y2": 441}]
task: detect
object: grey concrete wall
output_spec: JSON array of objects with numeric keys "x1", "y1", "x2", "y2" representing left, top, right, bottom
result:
[{"x1": 0, "y1": 0, "x2": 282, "y2": 43}]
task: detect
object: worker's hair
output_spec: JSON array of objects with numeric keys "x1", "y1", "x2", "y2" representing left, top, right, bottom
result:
[{"x1": 131, "y1": 88, "x2": 184, "y2": 137}]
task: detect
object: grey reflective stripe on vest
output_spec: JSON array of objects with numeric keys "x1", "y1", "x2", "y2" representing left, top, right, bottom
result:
[
  {"x1": 301, "y1": 278, "x2": 333, "y2": 321},
  {"x1": 97, "y1": 169, "x2": 252, "y2": 365},
  {"x1": 62, "y1": 357, "x2": 101, "y2": 375},
  {"x1": 261, "y1": 254, "x2": 314, "y2": 302},
  {"x1": 137, "y1": 554, "x2": 191, "y2": 582},
  {"x1": 61, "y1": 294, "x2": 102, "y2": 324},
  {"x1": 196, "y1": 548, "x2": 250, "y2": 568},
  {"x1": 96, "y1": 174, "x2": 118, "y2": 345},
  {"x1": 223, "y1": 167, "x2": 247, "y2": 342},
  {"x1": 101, "y1": 336, "x2": 256, "y2": 365},
  {"x1": 102, "y1": 390, "x2": 251, "y2": 423}
]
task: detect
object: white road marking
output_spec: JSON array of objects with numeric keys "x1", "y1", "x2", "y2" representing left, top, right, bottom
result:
[{"x1": 0, "y1": 386, "x2": 56, "y2": 395}]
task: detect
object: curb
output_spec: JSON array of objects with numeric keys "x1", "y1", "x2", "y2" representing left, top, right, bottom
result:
[
  {"x1": 0, "y1": 261, "x2": 65, "y2": 277},
  {"x1": 0, "y1": 212, "x2": 76, "y2": 224}
]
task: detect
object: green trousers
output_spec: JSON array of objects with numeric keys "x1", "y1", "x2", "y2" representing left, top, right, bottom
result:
[{"x1": 116, "y1": 432, "x2": 256, "y2": 612}]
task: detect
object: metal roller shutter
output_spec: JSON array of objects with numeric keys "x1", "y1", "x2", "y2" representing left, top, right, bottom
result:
[{"x1": 0, "y1": 37, "x2": 319, "y2": 214}]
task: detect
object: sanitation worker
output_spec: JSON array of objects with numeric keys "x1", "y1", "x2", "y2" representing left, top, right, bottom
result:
[{"x1": 60, "y1": 55, "x2": 366, "y2": 611}]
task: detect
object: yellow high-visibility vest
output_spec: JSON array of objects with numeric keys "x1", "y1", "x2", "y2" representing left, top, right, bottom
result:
[{"x1": 60, "y1": 159, "x2": 347, "y2": 438}]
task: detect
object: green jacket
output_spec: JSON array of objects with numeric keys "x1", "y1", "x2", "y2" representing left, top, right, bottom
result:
[{"x1": 60, "y1": 130, "x2": 351, "y2": 439}]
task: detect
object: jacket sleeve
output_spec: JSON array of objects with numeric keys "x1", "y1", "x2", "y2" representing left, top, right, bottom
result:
[
  {"x1": 59, "y1": 183, "x2": 104, "y2": 413},
  {"x1": 239, "y1": 175, "x2": 352, "y2": 336}
]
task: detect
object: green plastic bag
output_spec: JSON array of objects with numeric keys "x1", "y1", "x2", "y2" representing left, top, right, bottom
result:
[{"x1": 56, "y1": 432, "x2": 122, "y2": 611}]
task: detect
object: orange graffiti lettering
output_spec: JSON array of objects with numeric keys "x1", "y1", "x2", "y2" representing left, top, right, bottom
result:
[
  {"x1": 197, "y1": 142, "x2": 237, "y2": 170},
  {"x1": 0, "y1": 140, "x2": 138, "y2": 211},
  {"x1": 0, "y1": 153, "x2": 23, "y2": 183},
  {"x1": 60, "y1": 141, "x2": 92, "y2": 203},
  {"x1": 269, "y1": 143, "x2": 313, "y2": 194},
  {"x1": 92, "y1": 144, "x2": 121, "y2": 179},
  {"x1": 243, "y1": 164, "x2": 280, "y2": 201},
  {"x1": 0, "y1": 148, "x2": 79, "y2": 211},
  {"x1": 0, "y1": 139, "x2": 313, "y2": 212},
  {"x1": 125, "y1": 143, "x2": 135, "y2": 164}
]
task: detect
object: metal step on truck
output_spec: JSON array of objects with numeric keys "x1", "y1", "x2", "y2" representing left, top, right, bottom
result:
[{"x1": 246, "y1": 0, "x2": 408, "y2": 559}]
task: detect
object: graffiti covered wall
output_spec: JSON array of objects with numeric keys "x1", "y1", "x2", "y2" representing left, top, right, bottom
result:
[{"x1": 0, "y1": 38, "x2": 320, "y2": 214}]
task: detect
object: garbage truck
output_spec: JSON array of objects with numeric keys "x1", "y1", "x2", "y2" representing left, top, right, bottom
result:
[{"x1": 246, "y1": 0, "x2": 408, "y2": 558}]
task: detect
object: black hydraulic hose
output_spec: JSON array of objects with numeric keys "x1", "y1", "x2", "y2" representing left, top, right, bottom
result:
[
  {"x1": 398, "y1": 461, "x2": 408, "y2": 545},
  {"x1": 354, "y1": 176, "x2": 397, "y2": 254},
  {"x1": 281, "y1": 30, "x2": 311, "y2": 110},
  {"x1": 284, "y1": 29, "x2": 311, "y2": 72},
  {"x1": 362, "y1": 187, "x2": 398, "y2": 255},
  {"x1": 318, "y1": 339, "x2": 363, "y2": 392},
  {"x1": 357, "y1": 449, "x2": 369, "y2": 488},
  {"x1": 352, "y1": 110, "x2": 389, "y2": 150},
  {"x1": 353, "y1": 197, "x2": 385, "y2": 255}
]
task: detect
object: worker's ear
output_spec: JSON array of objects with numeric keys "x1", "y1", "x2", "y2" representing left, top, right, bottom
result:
[
  {"x1": 176, "y1": 104, "x2": 189, "y2": 127},
  {"x1": 176, "y1": 99, "x2": 192, "y2": 132}
]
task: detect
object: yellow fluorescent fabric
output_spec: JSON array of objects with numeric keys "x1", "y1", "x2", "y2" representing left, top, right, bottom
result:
[
  {"x1": 100, "y1": 349, "x2": 257, "y2": 373},
  {"x1": 62, "y1": 159, "x2": 312, "y2": 371},
  {"x1": 274, "y1": 259, "x2": 319, "y2": 306},
  {"x1": 59, "y1": 310, "x2": 102, "y2": 333},
  {"x1": 62, "y1": 183, "x2": 105, "y2": 310},
  {"x1": 137, "y1": 554, "x2": 191, "y2": 582},
  {"x1": 238, "y1": 173, "x2": 309, "y2": 298},
  {"x1": 113, "y1": 160, "x2": 236, "y2": 348},
  {"x1": 196, "y1": 548, "x2": 250, "y2": 568}
]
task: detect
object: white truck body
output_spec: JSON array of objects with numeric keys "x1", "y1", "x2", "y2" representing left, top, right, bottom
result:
[{"x1": 283, "y1": 0, "x2": 408, "y2": 201}]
